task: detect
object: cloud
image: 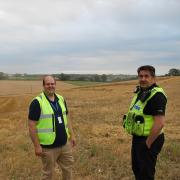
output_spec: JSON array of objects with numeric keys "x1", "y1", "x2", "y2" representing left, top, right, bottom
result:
[{"x1": 0, "y1": 0, "x2": 180, "y2": 75}]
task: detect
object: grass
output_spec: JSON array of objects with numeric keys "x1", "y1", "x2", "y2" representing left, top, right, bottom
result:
[{"x1": 65, "y1": 80, "x2": 106, "y2": 86}]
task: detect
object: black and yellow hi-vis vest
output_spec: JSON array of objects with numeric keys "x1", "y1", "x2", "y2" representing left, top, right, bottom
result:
[{"x1": 123, "y1": 87, "x2": 166, "y2": 136}]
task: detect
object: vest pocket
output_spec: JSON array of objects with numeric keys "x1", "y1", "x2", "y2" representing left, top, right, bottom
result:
[
  {"x1": 124, "y1": 113, "x2": 145, "y2": 136},
  {"x1": 132, "y1": 115, "x2": 145, "y2": 136},
  {"x1": 123, "y1": 112, "x2": 135, "y2": 134}
]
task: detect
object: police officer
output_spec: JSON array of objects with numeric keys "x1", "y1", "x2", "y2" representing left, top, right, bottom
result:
[
  {"x1": 123, "y1": 65, "x2": 167, "y2": 180},
  {"x1": 28, "y1": 75, "x2": 75, "y2": 180}
]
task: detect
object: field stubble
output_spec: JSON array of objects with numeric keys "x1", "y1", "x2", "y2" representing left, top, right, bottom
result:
[{"x1": 0, "y1": 77, "x2": 179, "y2": 180}]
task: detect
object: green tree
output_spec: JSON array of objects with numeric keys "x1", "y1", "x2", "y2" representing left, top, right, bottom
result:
[
  {"x1": 101, "y1": 74, "x2": 107, "y2": 82},
  {"x1": 168, "y1": 68, "x2": 180, "y2": 76},
  {"x1": 94, "y1": 74, "x2": 101, "y2": 82},
  {"x1": 0, "y1": 72, "x2": 8, "y2": 80},
  {"x1": 58, "y1": 73, "x2": 70, "y2": 81}
]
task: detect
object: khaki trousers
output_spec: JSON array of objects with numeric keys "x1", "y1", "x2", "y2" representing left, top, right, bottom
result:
[{"x1": 41, "y1": 142, "x2": 74, "y2": 180}]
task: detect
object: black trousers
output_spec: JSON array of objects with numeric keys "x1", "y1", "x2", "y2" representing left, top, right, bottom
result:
[{"x1": 131, "y1": 133, "x2": 164, "y2": 180}]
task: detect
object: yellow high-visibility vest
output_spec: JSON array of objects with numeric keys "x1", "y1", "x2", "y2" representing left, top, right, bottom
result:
[
  {"x1": 123, "y1": 87, "x2": 166, "y2": 136},
  {"x1": 35, "y1": 92, "x2": 70, "y2": 145}
]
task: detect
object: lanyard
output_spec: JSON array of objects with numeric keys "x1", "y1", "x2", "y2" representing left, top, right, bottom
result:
[{"x1": 50, "y1": 101, "x2": 59, "y2": 113}]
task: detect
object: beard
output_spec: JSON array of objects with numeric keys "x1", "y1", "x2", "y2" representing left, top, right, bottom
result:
[{"x1": 45, "y1": 88, "x2": 55, "y2": 96}]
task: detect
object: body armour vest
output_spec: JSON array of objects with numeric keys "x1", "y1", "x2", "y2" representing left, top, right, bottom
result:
[
  {"x1": 123, "y1": 87, "x2": 166, "y2": 136},
  {"x1": 35, "y1": 92, "x2": 70, "y2": 145}
]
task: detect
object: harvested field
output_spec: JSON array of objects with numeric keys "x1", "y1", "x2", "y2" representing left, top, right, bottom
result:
[{"x1": 0, "y1": 77, "x2": 180, "y2": 180}]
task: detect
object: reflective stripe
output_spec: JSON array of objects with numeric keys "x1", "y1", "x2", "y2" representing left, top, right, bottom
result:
[
  {"x1": 37, "y1": 128, "x2": 53, "y2": 133},
  {"x1": 39, "y1": 114, "x2": 52, "y2": 119}
]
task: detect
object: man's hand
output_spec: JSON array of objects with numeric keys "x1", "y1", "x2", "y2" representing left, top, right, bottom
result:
[
  {"x1": 34, "y1": 145, "x2": 43, "y2": 156},
  {"x1": 70, "y1": 137, "x2": 76, "y2": 147},
  {"x1": 146, "y1": 115, "x2": 165, "y2": 149},
  {"x1": 145, "y1": 139, "x2": 151, "y2": 149},
  {"x1": 29, "y1": 120, "x2": 43, "y2": 156}
]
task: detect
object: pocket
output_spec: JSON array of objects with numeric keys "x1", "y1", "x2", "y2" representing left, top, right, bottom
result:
[
  {"x1": 125, "y1": 112, "x2": 135, "y2": 134},
  {"x1": 63, "y1": 141, "x2": 73, "y2": 153},
  {"x1": 150, "y1": 134, "x2": 164, "y2": 155},
  {"x1": 143, "y1": 141, "x2": 150, "y2": 150},
  {"x1": 41, "y1": 148, "x2": 49, "y2": 157},
  {"x1": 132, "y1": 115, "x2": 145, "y2": 136}
]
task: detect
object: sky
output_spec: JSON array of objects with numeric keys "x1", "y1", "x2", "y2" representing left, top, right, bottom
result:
[{"x1": 0, "y1": 0, "x2": 180, "y2": 75}]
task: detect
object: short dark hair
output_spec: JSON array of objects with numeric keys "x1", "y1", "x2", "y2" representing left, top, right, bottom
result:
[
  {"x1": 43, "y1": 75, "x2": 56, "y2": 86},
  {"x1": 137, "y1": 65, "x2": 156, "y2": 77}
]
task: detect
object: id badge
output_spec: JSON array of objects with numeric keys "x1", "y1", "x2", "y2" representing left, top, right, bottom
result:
[{"x1": 58, "y1": 116, "x2": 62, "y2": 124}]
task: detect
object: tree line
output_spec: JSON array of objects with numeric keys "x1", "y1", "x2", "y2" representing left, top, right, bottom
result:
[
  {"x1": 0, "y1": 68, "x2": 180, "y2": 81},
  {"x1": 53, "y1": 73, "x2": 137, "y2": 82}
]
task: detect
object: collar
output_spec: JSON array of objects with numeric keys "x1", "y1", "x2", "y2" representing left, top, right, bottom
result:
[{"x1": 43, "y1": 92, "x2": 59, "y2": 102}]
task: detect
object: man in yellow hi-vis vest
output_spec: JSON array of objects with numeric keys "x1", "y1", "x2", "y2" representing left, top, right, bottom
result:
[
  {"x1": 123, "y1": 65, "x2": 167, "y2": 180},
  {"x1": 28, "y1": 75, "x2": 75, "y2": 180}
]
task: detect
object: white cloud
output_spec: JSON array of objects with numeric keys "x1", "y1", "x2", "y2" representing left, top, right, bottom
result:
[{"x1": 0, "y1": 0, "x2": 179, "y2": 74}]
